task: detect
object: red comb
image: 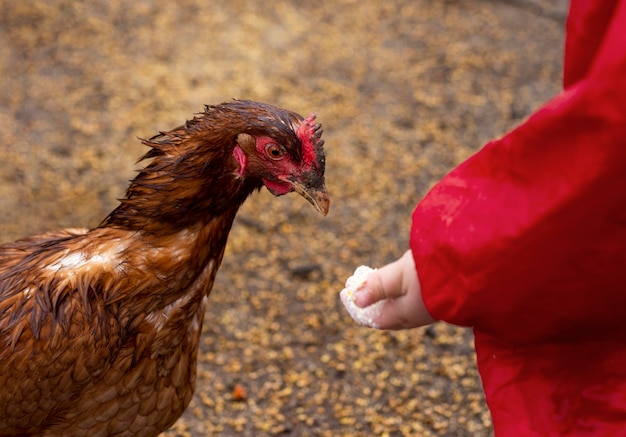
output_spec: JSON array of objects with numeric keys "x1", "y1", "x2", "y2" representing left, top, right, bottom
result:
[{"x1": 296, "y1": 113, "x2": 321, "y2": 167}]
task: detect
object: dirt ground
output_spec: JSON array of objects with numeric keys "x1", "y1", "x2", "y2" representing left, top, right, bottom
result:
[{"x1": 0, "y1": 1, "x2": 568, "y2": 436}]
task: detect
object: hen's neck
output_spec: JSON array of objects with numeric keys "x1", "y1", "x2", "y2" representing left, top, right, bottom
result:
[
  {"x1": 94, "y1": 144, "x2": 262, "y2": 312},
  {"x1": 85, "y1": 207, "x2": 240, "y2": 324},
  {"x1": 102, "y1": 146, "x2": 260, "y2": 235}
]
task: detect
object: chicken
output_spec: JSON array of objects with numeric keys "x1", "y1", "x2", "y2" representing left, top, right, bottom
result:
[{"x1": 0, "y1": 100, "x2": 328, "y2": 436}]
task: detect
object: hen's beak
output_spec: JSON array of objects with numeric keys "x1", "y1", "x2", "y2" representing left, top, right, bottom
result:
[
  {"x1": 293, "y1": 180, "x2": 330, "y2": 216},
  {"x1": 282, "y1": 177, "x2": 330, "y2": 216}
]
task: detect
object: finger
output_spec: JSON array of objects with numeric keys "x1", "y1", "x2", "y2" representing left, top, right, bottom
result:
[
  {"x1": 354, "y1": 259, "x2": 404, "y2": 308},
  {"x1": 366, "y1": 288, "x2": 433, "y2": 330},
  {"x1": 367, "y1": 299, "x2": 413, "y2": 330}
]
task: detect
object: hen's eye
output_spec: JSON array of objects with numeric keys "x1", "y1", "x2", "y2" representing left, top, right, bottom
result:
[{"x1": 265, "y1": 143, "x2": 286, "y2": 160}]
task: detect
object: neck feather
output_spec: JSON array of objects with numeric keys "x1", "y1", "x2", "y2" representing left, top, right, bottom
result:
[{"x1": 101, "y1": 135, "x2": 261, "y2": 234}]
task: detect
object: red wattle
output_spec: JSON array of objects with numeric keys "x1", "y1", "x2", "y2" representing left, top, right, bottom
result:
[{"x1": 263, "y1": 179, "x2": 292, "y2": 196}]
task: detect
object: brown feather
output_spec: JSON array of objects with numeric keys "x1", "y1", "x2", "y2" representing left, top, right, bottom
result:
[{"x1": 0, "y1": 100, "x2": 327, "y2": 436}]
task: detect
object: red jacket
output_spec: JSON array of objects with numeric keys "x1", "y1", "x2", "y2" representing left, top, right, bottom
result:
[{"x1": 410, "y1": 0, "x2": 626, "y2": 435}]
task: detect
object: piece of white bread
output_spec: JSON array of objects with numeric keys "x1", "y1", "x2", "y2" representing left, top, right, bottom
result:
[{"x1": 340, "y1": 265, "x2": 385, "y2": 328}]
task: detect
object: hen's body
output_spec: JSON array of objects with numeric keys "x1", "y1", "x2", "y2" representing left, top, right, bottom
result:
[
  {"x1": 0, "y1": 100, "x2": 328, "y2": 436},
  {"x1": 0, "y1": 226, "x2": 217, "y2": 436}
]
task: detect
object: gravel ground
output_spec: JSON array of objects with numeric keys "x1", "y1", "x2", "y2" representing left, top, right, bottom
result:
[{"x1": 0, "y1": 1, "x2": 568, "y2": 436}]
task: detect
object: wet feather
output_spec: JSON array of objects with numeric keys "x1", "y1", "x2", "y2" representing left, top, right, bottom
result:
[{"x1": 0, "y1": 100, "x2": 327, "y2": 436}]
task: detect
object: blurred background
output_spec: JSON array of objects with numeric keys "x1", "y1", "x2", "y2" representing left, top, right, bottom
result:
[{"x1": 0, "y1": 1, "x2": 568, "y2": 436}]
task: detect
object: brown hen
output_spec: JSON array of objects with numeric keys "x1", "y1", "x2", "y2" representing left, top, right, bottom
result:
[{"x1": 0, "y1": 100, "x2": 328, "y2": 436}]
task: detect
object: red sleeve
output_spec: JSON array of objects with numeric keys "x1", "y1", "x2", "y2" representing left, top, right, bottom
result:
[
  {"x1": 410, "y1": 0, "x2": 626, "y2": 343},
  {"x1": 563, "y1": 0, "x2": 620, "y2": 87}
]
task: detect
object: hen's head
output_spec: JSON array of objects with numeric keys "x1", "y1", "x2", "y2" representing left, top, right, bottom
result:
[
  {"x1": 106, "y1": 100, "x2": 328, "y2": 232},
  {"x1": 227, "y1": 100, "x2": 329, "y2": 215}
]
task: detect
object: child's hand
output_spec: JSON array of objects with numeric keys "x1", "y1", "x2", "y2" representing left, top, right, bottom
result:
[{"x1": 352, "y1": 250, "x2": 435, "y2": 330}]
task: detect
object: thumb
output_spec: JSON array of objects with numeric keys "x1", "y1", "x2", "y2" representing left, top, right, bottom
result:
[{"x1": 354, "y1": 253, "x2": 408, "y2": 308}]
